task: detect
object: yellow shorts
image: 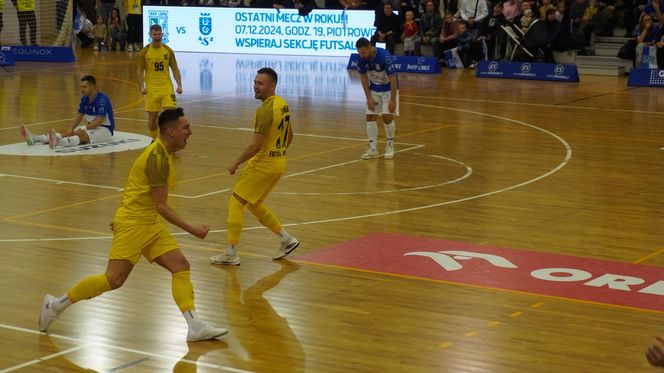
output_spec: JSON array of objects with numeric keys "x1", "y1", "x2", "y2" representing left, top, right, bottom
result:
[
  {"x1": 145, "y1": 89, "x2": 177, "y2": 112},
  {"x1": 233, "y1": 164, "x2": 283, "y2": 205},
  {"x1": 109, "y1": 221, "x2": 178, "y2": 264}
]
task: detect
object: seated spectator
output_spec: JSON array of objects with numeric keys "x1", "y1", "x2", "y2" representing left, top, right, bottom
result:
[
  {"x1": 371, "y1": 2, "x2": 401, "y2": 54},
  {"x1": 514, "y1": 1, "x2": 533, "y2": 30},
  {"x1": 402, "y1": 10, "x2": 419, "y2": 55},
  {"x1": 635, "y1": 13, "x2": 660, "y2": 43},
  {"x1": 456, "y1": 0, "x2": 488, "y2": 33},
  {"x1": 634, "y1": 13, "x2": 660, "y2": 65},
  {"x1": 93, "y1": 15, "x2": 107, "y2": 51},
  {"x1": 108, "y1": 7, "x2": 127, "y2": 51},
  {"x1": 456, "y1": 21, "x2": 477, "y2": 67},
  {"x1": 76, "y1": 9, "x2": 95, "y2": 49},
  {"x1": 539, "y1": 0, "x2": 556, "y2": 19},
  {"x1": 520, "y1": 8, "x2": 534, "y2": 31},
  {"x1": 503, "y1": 0, "x2": 523, "y2": 23},
  {"x1": 416, "y1": 0, "x2": 443, "y2": 55},
  {"x1": 481, "y1": 2, "x2": 507, "y2": 59},
  {"x1": 439, "y1": 11, "x2": 460, "y2": 58}
]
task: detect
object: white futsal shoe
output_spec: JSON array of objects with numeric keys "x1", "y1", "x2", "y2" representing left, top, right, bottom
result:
[
  {"x1": 210, "y1": 252, "x2": 241, "y2": 266},
  {"x1": 186, "y1": 320, "x2": 228, "y2": 342},
  {"x1": 273, "y1": 237, "x2": 300, "y2": 259},
  {"x1": 361, "y1": 148, "x2": 379, "y2": 160},
  {"x1": 39, "y1": 294, "x2": 58, "y2": 332},
  {"x1": 384, "y1": 145, "x2": 394, "y2": 159}
]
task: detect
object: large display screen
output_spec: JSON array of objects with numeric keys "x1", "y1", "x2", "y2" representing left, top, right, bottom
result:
[{"x1": 143, "y1": 6, "x2": 376, "y2": 57}]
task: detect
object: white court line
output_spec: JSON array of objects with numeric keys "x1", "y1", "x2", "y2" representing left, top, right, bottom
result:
[
  {"x1": 399, "y1": 94, "x2": 664, "y2": 115},
  {"x1": 0, "y1": 103, "x2": 571, "y2": 242},
  {"x1": 190, "y1": 144, "x2": 425, "y2": 198},
  {"x1": 0, "y1": 173, "x2": 124, "y2": 191},
  {"x1": 0, "y1": 323, "x2": 253, "y2": 373},
  {"x1": 0, "y1": 344, "x2": 93, "y2": 372}
]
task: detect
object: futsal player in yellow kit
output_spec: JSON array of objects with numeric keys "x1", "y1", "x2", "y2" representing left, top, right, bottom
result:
[
  {"x1": 138, "y1": 24, "x2": 182, "y2": 140},
  {"x1": 210, "y1": 67, "x2": 300, "y2": 266},
  {"x1": 39, "y1": 108, "x2": 227, "y2": 342}
]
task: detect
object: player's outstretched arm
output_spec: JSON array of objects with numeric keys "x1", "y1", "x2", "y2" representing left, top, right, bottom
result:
[{"x1": 152, "y1": 185, "x2": 209, "y2": 239}]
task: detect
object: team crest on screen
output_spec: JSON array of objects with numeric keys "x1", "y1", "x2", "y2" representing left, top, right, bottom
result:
[
  {"x1": 198, "y1": 13, "x2": 214, "y2": 46},
  {"x1": 149, "y1": 10, "x2": 169, "y2": 43}
]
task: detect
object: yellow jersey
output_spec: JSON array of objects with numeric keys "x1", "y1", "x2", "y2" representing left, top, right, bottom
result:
[
  {"x1": 247, "y1": 95, "x2": 291, "y2": 173},
  {"x1": 114, "y1": 139, "x2": 174, "y2": 225},
  {"x1": 0, "y1": 0, "x2": 4, "y2": 13},
  {"x1": 126, "y1": 0, "x2": 142, "y2": 15},
  {"x1": 138, "y1": 44, "x2": 178, "y2": 92}
]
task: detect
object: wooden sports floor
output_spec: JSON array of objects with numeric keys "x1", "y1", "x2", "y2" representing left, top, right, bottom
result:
[{"x1": 1, "y1": 49, "x2": 664, "y2": 372}]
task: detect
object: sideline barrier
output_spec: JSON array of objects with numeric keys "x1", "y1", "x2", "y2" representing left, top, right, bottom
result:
[
  {"x1": 347, "y1": 53, "x2": 440, "y2": 74},
  {"x1": 476, "y1": 60, "x2": 579, "y2": 82},
  {"x1": 0, "y1": 47, "x2": 15, "y2": 66},
  {"x1": 143, "y1": 6, "x2": 376, "y2": 57},
  {"x1": 627, "y1": 68, "x2": 664, "y2": 87},
  {"x1": 10, "y1": 46, "x2": 76, "y2": 63}
]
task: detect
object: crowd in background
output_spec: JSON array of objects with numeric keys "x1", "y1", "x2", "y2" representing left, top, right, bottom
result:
[{"x1": 73, "y1": 0, "x2": 663, "y2": 67}]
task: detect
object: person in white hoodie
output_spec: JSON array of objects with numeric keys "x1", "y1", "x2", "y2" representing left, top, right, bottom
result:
[{"x1": 456, "y1": 0, "x2": 488, "y2": 34}]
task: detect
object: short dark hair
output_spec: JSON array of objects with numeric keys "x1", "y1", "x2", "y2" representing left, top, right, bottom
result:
[
  {"x1": 80, "y1": 75, "x2": 96, "y2": 85},
  {"x1": 257, "y1": 67, "x2": 278, "y2": 84},
  {"x1": 356, "y1": 37, "x2": 371, "y2": 49},
  {"x1": 150, "y1": 24, "x2": 162, "y2": 33},
  {"x1": 158, "y1": 107, "x2": 185, "y2": 129}
]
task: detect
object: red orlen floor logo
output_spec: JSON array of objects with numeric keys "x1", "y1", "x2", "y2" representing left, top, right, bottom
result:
[{"x1": 295, "y1": 233, "x2": 664, "y2": 312}]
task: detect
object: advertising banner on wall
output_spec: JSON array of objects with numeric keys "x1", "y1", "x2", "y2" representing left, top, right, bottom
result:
[{"x1": 143, "y1": 6, "x2": 376, "y2": 57}]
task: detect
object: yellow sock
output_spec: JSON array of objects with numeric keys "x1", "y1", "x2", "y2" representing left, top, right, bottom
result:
[
  {"x1": 247, "y1": 202, "x2": 281, "y2": 234},
  {"x1": 172, "y1": 270, "x2": 195, "y2": 313},
  {"x1": 150, "y1": 128, "x2": 159, "y2": 139},
  {"x1": 67, "y1": 274, "x2": 111, "y2": 303},
  {"x1": 227, "y1": 196, "x2": 245, "y2": 245}
]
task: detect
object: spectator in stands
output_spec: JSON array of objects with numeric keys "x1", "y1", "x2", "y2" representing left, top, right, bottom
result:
[
  {"x1": 402, "y1": 10, "x2": 419, "y2": 55},
  {"x1": 570, "y1": 0, "x2": 588, "y2": 30},
  {"x1": 96, "y1": 0, "x2": 116, "y2": 27},
  {"x1": 513, "y1": 1, "x2": 533, "y2": 29},
  {"x1": 503, "y1": 0, "x2": 523, "y2": 23},
  {"x1": 439, "y1": 11, "x2": 460, "y2": 60},
  {"x1": 76, "y1": 8, "x2": 95, "y2": 48},
  {"x1": 543, "y1": 8, "x2": 561, "y2": 61},
  {"x1": 657, "y1": 24, "x2": 664, "y2": 67},
  {"x1": 436, "y1": 0, "x2": 458, "y2": 18},
  {"x1": 643, "y1": 0, "x2": 664, "y2": 23},
  {"x1": 539, "y1": 0, "x2": 555, "y2": 19},
  {"x1": 125, "y1": 0, "x2": 142, "y2": 52},
  {"x1": 520, "y1": 8, "x2": 534, "y2": 31},
  {"x1": 11, "y1": 0, "x2": 37, "y2": 46},
  {"x1": 93, "y1": 15, "x2": 108, "y2": 51},
  {"x1": 108, "y1": 7, "x2": 127, "y2": 51},
  {"x1": 554, "y1": 0, "x2": 566, "y2": 22},
  {"x1": 371, "y1": 2, "x2": 401, "y2": 54},
  {"x1": 455, "y1": 0, "x2": 488, "y2": 34},
  {"x1": 634, "y1": 13, "x2": 660, "y2": 65},
  {"x1": 416, "y1": 0, "x2": 443, "y2": 55},
  {"x1": 635, "y1": 13, "x2": 659, "y2": 43},
  {"x1": 481, "y1": 2, "x2": 507, "y2": 60},
  {"x1": 340, "y1": 0, "x2": 367, "y2": 9},
  {"x1": 456, "y1": 21, "x2": 477, "y2": 66},
  {"x1": 400, "y1": 0, "x2": 420, "y2": 22}
]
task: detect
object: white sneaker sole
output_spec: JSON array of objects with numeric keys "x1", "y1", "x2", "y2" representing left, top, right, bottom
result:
[{"x1": 274, "y1": 239, "x2": 300, "y2": 259}]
